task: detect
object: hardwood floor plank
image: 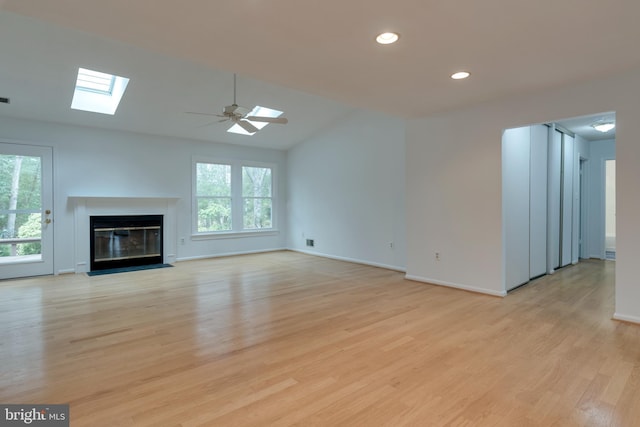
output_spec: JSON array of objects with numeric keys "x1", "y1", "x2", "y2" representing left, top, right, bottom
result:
[{"x1": 0, "y1": 253, "x2": 637, "y2": 426}]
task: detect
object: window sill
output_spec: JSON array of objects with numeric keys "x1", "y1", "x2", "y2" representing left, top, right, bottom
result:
[{"x1": 191, "y1": 230, "x2": 280, "y2": 241}]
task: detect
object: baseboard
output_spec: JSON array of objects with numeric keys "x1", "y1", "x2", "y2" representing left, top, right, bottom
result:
[
  {"x1": 613, "y1": 313, "x2": 640, "y2": 325},
  {"x1": 404, "y1": 274, "x2": 507, "y2": 297},
  {"x1": 56, "y1": 269, "x2": 76, "y2": 275},
  {"x1": 176, "y1": 247, "x2": 287, "y2": 262},
  {"x1": 289, "y1": 248, "x2": 406, "y2": 273}
]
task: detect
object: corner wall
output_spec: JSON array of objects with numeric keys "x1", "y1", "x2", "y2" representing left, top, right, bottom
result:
[
  {"x1": 287, "y1": 110, "x2": 406, "y2": 270},
  {"x1": 406, "y1": 68, "x2": 640, "y2": 322}
]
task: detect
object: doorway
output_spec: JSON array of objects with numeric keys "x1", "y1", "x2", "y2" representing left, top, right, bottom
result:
[
  {"x1": 0, "y1": 142, "x2": 54, "y2": 279},
  {"x1": 503, "y1": 111, "x2": 616, "y2": 292},
  {"x1": 605, "y1": 159, "x2": 616, "y2": 260},
  {"x1": 579, "y1": 158, "x2": 588, "y2": 259}
]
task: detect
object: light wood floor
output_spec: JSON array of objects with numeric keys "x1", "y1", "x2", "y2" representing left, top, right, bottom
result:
[{"x1": 1, "y1": 252, "x2": 638, "y2": 426}]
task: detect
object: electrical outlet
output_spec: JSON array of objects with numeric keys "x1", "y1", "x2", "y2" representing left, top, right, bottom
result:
[
  {"x1": 435, "y1": 252, "x2": 440, "y2": 261},
  {"x1": 180, "y1": 237, "x2": 185, "y2": 245},
  {"x1": 389, "y1": 242, "x2": 394, "y2": 249}
]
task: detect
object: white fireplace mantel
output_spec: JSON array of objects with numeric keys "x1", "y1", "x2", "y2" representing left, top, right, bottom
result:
[{"x1": 70, "y1": 196, "x2": 179, "y2": 273}]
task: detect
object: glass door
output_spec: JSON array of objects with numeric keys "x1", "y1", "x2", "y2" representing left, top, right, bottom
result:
[{"x1": 0, "y1": 143, "x2": 53, "y2": 279}]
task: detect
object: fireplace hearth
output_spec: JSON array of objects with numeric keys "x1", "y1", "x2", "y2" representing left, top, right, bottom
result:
[{"x1": 90, "y1": 215, "x2": 163, "y2": 271}]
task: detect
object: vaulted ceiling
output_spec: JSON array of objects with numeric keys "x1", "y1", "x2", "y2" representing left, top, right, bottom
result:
[{"x1": 1, "y1": 1, "x2": 638, "y2": 148}]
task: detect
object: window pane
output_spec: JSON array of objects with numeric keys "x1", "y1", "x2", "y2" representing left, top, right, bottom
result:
[
  {"x1": 197, "y1": 163, "x2": 231, "y2": 197},
  {"x1": 0, "y1": 212, "x2": 42, "y2": 257},
  {"x1": 243, "y1": 198, "x2": 272, "y2": 229},
  {"x1": 197, "y1": 198, "x2": 231, "y2": 232},
  {"x1": 76, "y1": 68, "x2": 116, "y2": 94},
  {"x1": 0, "y1": 155, "x2": 42, "y2": 211},
  {"x1": 242, "y1": 167, "x2": 271, "y2": 197}
]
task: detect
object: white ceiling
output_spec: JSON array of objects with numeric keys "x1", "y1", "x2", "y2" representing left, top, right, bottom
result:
[
  {"x1": 1, "y1": 1, "x2": 638, "y2": 149},
  {"x1": 555, "y1": 111, "x2": 617, "y2": 141}
]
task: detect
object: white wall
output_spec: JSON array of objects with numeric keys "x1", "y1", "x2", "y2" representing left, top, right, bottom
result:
[
  {"x1": 587, "y1": 138, "x2": 616, "y2": 259},
  {"x1": 406, "y1": 67, "x2": 640, "y2": 323},
  {"x1": 0, "y1": 116, "x2": 287, "y2": 274},
  {"x1": 287, "y1": 110, "x2": 406, "y2": 271}
]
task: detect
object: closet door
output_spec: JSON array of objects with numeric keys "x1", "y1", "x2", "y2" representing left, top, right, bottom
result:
[
  {"x1": 548, "y1": 129, "x2": 562, "y2": 270},
  {"x1": 529, "y1": 125, "x2": 548, "y2": 278},
  {"x1": 561, "y1": 134, "x2": 574, "y2": 267},
  {"x1": 503, "y1": 127, "x2": 530, "y2": 290}
]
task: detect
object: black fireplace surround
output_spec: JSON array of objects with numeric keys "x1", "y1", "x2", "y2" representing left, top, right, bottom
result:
[{"x1": 90, "y1": 215, "x2": 163, "y2": 271}]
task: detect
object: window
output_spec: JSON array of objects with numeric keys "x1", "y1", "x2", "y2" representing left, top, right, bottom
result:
[
  {"x1": 194, "y1": 159, "x2": 275, "y2": 235},
  {"x1": 242, "y1": 166, "x2": 272, "y2": 229},
  {"x1": 75, "y1": 68, "x2": 116, "y2": 94},
  {"x1": 71, "y1": 67, "x2": 130, "y2": 115},
  {"x1": 195, "y1": 163, "x2": 232, "y2": 232}
]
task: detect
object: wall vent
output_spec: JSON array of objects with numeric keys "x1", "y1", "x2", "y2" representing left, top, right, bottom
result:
[
  {"x1": 306, "y1": 239, "x2": 315, "y2": 247},
  {"x1": 0, "y1": 97, "x2": 9, "y2": 104}
]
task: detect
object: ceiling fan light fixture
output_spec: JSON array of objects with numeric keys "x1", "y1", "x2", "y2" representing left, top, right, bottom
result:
[
  {"x1": 592, "y1": 121, "x2": 615, "y2": 133},
  {"x1": 376, "y1": 32, "x2": 399, "y2": 45}
]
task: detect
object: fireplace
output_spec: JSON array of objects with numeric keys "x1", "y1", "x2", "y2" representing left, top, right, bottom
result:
[{"x1": 90, "y1": 215, "x2": 163, "y2": 271}]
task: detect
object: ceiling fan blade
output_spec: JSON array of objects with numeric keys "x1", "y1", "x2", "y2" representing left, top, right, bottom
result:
[
  {"x1": 237, "y1": 119, "x2": 259, "y2": 134},
  {"x1": 245, "y1": 116, "x2": 289, "y2": 124}
]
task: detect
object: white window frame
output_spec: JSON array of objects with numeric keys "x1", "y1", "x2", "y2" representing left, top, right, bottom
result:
[{"x1": 192, "y1": 157, "x2": 278, "y2": 239}]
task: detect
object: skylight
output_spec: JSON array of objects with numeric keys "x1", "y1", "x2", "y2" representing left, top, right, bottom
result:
[
  {"x1": 76, "y1": 69, "x2": 116, "y2": 94},
  {"x1": 227, "y1": 106, "x2": 283, "y2": 136},
  {"x1": 71, "y1": 67, "x2": 130, "y2": 115}
]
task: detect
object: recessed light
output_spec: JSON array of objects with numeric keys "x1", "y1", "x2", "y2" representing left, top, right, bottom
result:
[
  {"x1": 451, "y1": 71, "x2": 470, "y2": 80},
  {"x1": 376, "y1": 32, "x2": 399, "y2": 45}
]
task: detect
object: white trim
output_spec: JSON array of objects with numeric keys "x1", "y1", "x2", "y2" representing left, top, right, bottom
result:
[
  {"x1": 191, "y1": 230, "x2": 279, "y2": 240},
  {"x1": 613, "y1": 313, "x2": 640, "y2": 325},
  {"x1": 404, "y1": 274, "x2": 507, "y2": 297},
  {"x1": 176, "y1": 247, "x2": 286, "y2": 262},
  {"x1": 289, "y1": 248, "x2": 406, "y2": 273}
]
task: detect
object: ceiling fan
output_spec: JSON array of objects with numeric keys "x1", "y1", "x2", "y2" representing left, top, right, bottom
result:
[{"x1": 187, "y1": 74, "x2": 288, "y2": 135}]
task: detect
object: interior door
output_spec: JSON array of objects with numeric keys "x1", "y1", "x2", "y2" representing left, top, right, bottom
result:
[
  {"x1": 561, "y1": 134, "x2": 574, "y2": 267},
  {"x1": 605, "y1": 159, "x2": 616, "y2": 259},
  {"x1": 529, "y1": 124, "x2": 548, "y2": 278},
  {"x1": 548, "y1": 129, "x2": 562, "y2": 270},
  {"x1": 0, "y1": 142, "x2": 53, "y2": 279},
  {"x1": 502, "y1": 126, "x2": 531, "y2": 290}
]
